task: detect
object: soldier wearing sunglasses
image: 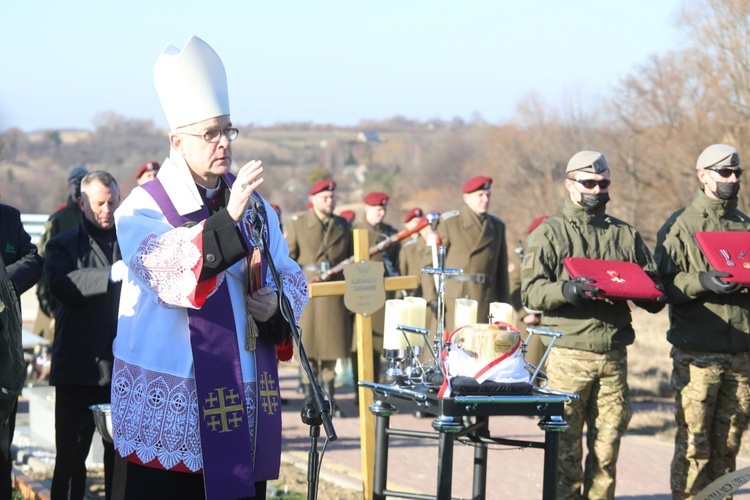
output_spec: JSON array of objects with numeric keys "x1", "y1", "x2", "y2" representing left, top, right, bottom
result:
[
  {"x1": 521, "y1": 150, "x2": 664, "y2": 499},
  {"x1": 653, "y1": 143, "x2": 750, "y2": 498}
]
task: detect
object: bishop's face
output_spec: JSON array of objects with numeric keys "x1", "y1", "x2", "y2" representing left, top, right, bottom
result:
[{"x1": 171, "y1": 115, "x2": 233, "y2": 187}]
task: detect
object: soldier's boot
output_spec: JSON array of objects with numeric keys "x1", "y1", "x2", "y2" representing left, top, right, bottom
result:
[{"x1": 322, "y1": 380, "x2": 344, "y2": 418}]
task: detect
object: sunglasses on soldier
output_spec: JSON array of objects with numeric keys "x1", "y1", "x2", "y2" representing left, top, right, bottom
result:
[
  {"x1": 570, "y1": 178, "x2": 611, "y2": 190},
  {"x1": 707, "y1": 167, "x2": 743, "y2": 179}
]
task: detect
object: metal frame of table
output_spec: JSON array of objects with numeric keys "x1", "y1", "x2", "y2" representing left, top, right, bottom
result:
[{"x1": 361, "y1": 381, "x2": 571, "y2": 500}]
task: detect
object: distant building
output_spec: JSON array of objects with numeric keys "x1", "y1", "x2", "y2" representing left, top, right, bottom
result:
[{"x1": 356, "y1": 131, "x2": 381, "y2": 144}]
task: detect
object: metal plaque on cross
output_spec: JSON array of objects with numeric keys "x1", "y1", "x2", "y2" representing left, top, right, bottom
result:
[{"x1": 343, "y1": 260, "x2": 386, "y2": 316}]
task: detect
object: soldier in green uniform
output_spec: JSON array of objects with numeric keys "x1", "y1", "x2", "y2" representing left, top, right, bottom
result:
[
  {"x1": 437, "y1": 175, "x2": 510, "y2": 331},
  {"x1": 521, "y1": 151, "x2": 664, "y2": 500},
  {"x1": 34, "y1": 165, "x2": 88, "y2": 340},
  {"x1": 286, "y1": 179, "x2": 353, "y2": 415},
  {"x1": 350, "y1": 191, "x2": 399, "y2": 387},
  {"x1": 653, "y1": 144, "x2": 750, "y2": 498}
]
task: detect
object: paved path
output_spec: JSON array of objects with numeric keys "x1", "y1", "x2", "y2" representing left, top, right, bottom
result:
[
  {"x1": 12, "y1": 366, "x2": 750, "y2": 498},
  {"x1": 277, "y1": 365, "x2": 750, "y2": 499}
]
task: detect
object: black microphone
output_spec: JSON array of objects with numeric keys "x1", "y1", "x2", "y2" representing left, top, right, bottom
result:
[
  {"x1": 250, "y1": 194, "x2": 267, "y2": 253},
  {"x1": 253, "y1": 194, "x2": 267, "y2": 219}
]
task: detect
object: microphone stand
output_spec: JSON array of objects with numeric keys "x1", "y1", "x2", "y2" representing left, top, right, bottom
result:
[{"x1": 252, "y1": 198, "x2": 336, "y2": 500}]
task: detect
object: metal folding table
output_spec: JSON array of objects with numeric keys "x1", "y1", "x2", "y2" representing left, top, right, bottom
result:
[{"x1": 361, "y1": 381, "x2": 571, "y2": 500}]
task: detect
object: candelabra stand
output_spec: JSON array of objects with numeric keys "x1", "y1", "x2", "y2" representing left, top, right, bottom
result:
[{"x1": 421, "y1": 245, "x2": 462, "y2": 361}]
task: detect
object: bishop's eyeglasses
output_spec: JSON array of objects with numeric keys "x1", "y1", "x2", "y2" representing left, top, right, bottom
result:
[{"x1": 180, "y1": 127, "x2": 239, "y2": 143}]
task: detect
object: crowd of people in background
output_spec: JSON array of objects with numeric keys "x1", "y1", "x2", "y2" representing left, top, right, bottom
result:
[
  {"x1": 0, "y1": 34, "x2": 749, "y2": 500},
  {"x1": 2, "y1": 141, "x2": 749, "y2": 500}
]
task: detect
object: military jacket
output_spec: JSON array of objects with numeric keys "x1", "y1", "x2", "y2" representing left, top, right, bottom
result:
[
  {"x1": 654, "y1": 188, "x2": 750, "y2": 353},
  {"x1": 399, "y1": 236, "x2": 437, "y2": 303},
  {"x1": 399, "y1": 236, "x2": 438, "y2": 333},
  {"x1": 352, "y1": 220, "x2": 400, "y2": 275},
  {"x1": 521, "y1": 197, "x2": 657, "y2": 353},
  {"x1": 437, "y1": 206, "x2": 510, "y2": 329},
  {"x1": 350, "y1": 220, "x2": 399, "y2": 346},
  {"x1": 286, "y1": 210, "x2": 353, "y2": 359}
]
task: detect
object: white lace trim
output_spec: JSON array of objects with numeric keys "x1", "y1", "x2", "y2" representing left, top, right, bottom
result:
[
  {"x1": 281, "y1": 269, "x2": 308, "y2": 323},
  {"x1": 130, "y1": 224, "x2": 223, "y2": 309},
  {"x1": 111, "y1": 359, "x2": 256, "y2": 472}
]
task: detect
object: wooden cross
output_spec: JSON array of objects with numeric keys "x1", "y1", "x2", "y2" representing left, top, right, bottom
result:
[{"x1": 308, "y1": 228, "x2": 419, "y2": 500}]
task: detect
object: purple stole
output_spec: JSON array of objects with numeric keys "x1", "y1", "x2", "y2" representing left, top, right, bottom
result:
[{"x1": 142, "y1": 178, "x2": 282, "y2": 499}]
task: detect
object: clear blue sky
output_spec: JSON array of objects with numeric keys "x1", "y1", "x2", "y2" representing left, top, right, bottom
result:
[{"x1": 0, "y1": 1, "x2": 686, "y2": 132}]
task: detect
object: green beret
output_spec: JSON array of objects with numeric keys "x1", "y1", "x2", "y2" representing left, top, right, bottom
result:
[
  {"x1": 696, "y1": 144, "x2": 740, "y2": 170},
  {"x1": 566, "y1": 151, "x2": 609, "y2": 174}
]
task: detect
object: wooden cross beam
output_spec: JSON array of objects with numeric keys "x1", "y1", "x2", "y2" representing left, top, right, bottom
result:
[{"x1": 308, "y1": 229, "x2": 418, "y2": 500}]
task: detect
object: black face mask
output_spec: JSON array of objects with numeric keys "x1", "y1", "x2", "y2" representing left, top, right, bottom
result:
[
  {"x1": 713, "y1": 181, "x2": 740, "y2": 200},
  {"x1": 579, "y1": 192, "x2": 610, "y2": 210}
]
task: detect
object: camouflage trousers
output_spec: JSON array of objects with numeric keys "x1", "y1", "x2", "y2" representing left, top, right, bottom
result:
[
  {"x1": 670, "y1": 347, "x2": 750, "y2": 499},
  {"x1": 546, "y1": 346, "x2": 632, "y2": 500}
]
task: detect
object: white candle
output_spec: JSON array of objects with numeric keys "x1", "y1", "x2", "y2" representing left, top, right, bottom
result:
[
  {"x1": 404, "y1": 296, "x2": 426, "y2": 346},
  {"x1": 383, "y1": 299, "x2": 410, "y2": 350},
  {"x1": 454, "y1": 298, "x2": 478, "y2": 330},
  {"x1": 489, "y1": 302, "x2": 514, "y2": 325}
]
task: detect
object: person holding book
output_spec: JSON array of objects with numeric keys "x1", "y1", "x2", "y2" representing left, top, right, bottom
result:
[
  {"x1": 521, "y1": 150, "x2": 664, "y2": 499},
  {"x1": 653, "y1": 143, "x2": 750, "y2": 498}
]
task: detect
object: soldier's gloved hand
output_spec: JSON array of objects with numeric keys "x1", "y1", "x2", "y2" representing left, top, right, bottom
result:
[
  {"x1": 562, "y1": 277, "x2": 599, "y2": 305},
  {"x1": 644, "y1": 270, "x2": 668, "y2": 304},
  {"x1": 634, "y1": 279, "x2": 667, "y2": 312},
  {"x1": 699, "y1": 270, "x2": 743, "y2": 294},
  {"x1": 654, "y1": 282, "x2": 667, "y2": 303}
]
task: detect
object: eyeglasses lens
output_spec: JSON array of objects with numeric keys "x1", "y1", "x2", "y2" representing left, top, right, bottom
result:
[
  {"x1": 203, "y1": 128, "x2": 239, "y2": 143},
  {"x1": 574, "y1": 178, "x2": 611, "y2": 189},
  {"x1": 710, "y1": 167, "x2": 743, "y2": 179}
]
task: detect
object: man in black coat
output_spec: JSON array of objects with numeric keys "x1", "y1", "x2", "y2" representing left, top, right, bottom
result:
[
  {"x1": 45, "y1": 171, "x2": 122, "y2": 500},
  {"x1": 0, "y1": 202, "x2": 43, "y2": 498}
]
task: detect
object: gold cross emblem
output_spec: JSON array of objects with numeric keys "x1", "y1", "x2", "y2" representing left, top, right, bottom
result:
[
  {"x1": 202, "y1": 387, "x2": 244, "y2": 433},
  {"x1": 259, "y1": 371, "x2": 280, "y2": 415}
]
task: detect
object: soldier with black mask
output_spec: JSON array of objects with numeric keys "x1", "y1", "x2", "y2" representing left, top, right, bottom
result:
[
  {"x1": 654, "y1": 143, "x2": 750, "y2": 497},
  {"x1": 521, "y1": 150, "x2": 664, "y2": 499}
]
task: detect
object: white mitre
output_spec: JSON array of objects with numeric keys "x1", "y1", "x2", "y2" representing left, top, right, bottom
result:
[{"x1": 154, "y1": 36, "x2": 230, "y2": 130}]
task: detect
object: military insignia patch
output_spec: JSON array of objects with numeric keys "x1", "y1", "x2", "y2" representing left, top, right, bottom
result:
[{"x1": 522, "y1": 252, "x2": 534, "y2": 271}]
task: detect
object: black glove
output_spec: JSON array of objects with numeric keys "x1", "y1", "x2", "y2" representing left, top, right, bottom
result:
[
  {"x1": 699, "y1": 270, "x2": 744, "y2": 294},
  {"x1": 644, "y1": 271, "x2": 668, "y2": 304},
  {"x1": 654, "y1": 283, "x2": 667, "y2": 303},
  {"x1": 561, "y1": 277, "x2": 599, "y2": 305}
]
